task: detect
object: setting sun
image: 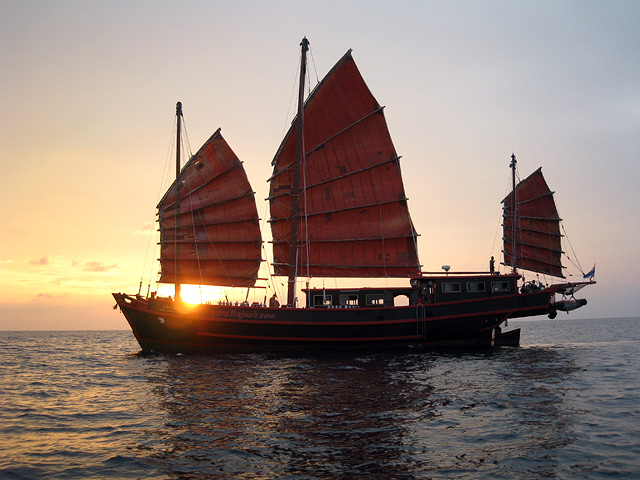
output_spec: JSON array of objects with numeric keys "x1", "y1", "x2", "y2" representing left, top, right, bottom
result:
[{"x1": 154, "y1": 284, "x2": 224, "y2": 304}]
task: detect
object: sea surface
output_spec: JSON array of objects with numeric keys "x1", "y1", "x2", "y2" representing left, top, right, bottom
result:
[{"x1": 1, "y1": 317, "x2": 639, "y2": 479}]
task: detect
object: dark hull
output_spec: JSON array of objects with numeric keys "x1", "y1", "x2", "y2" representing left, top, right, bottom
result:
[{"x1": 112, "y1": 290, "x2": 550, "y2": 354}]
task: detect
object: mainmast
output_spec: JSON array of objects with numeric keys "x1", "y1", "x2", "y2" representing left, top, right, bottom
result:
[
  {"x1": 286, "y1": 37, "x2": 309, "y2": 307},
  {"x1": 175, "y1": 101, "x2": 183, "y2": 301},
  {"x1": 510, "y1": 153, "x2": 517, "y2": 274}
]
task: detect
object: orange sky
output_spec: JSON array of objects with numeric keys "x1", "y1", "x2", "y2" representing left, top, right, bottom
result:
[{"x1": 1, "y1": 1, "x2": 639, "y2": 330}]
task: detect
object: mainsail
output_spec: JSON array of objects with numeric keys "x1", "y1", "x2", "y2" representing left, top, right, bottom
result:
[
  {"x1": 502, "y1": 167, "x2": 563, "y2": 277},
  {"x1": 157, "y1": 129, "x2": 262, "y2": 287},
  {"x1": 268, "y1": 50, "x2": 420, "y2": 278}
]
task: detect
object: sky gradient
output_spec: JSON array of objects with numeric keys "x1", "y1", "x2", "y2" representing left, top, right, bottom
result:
[{"x1": 1, "y1": 0, "x2": 638, "y2": 330}]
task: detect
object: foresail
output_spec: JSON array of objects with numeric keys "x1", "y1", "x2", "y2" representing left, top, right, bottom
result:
[
  {"x1": 502, "y1": 168, "x2": 563, "y2": 278},
  {"x1": 268, "y1": 51, "x2": 420, "y2": 277},
  {"x1": 157, "y1": 129, "x2": 262, "y2": 287}
]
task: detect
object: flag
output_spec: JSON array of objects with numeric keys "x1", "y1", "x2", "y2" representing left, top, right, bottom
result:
[{"x1": 583, "y1": 265, "x2": 596, "y2": 280}]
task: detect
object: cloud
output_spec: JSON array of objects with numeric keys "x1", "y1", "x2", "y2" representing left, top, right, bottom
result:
[
  {"x1": 29, "y1": 256, "x2": 49, "y2": 265},
  {"x1": 140, "y1": 221, "x2": 156, "y2": 232},
  {"x1": 30, "y1": 292, "x2": 70, "y2": 305},
  {"x1": 83, "y1": 261, "x2": 119, "y2": 272}
]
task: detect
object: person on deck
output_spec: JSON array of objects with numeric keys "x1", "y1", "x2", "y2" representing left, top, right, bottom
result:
[{"x1": 269, "y1": 294, "x2": 280, "y2": 308}]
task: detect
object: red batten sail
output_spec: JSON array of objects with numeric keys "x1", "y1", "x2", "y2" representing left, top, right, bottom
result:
[
  {"x1": 502, "y1": 168, "x2": 563, "y2": 277},
  {"x1": 268, "y1": 51, "x2": 420, "y2": 277},
  {"x1": 158, "y1": 129, "x2": 262, "y2": 287}
]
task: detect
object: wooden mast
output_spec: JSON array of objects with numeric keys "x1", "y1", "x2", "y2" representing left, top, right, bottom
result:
[
  {"x1": 175, "y1": 101, "x2": 183, "y2": 301},
  {"x1": 510, "y1": 153, "x2": 517, "y2": 274},
  {"x1": 286, "y1": 37, "x2": 309, "y2": 307}
]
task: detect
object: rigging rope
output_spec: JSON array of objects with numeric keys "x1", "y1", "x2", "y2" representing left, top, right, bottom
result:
[
  {"x1": 493, "y1": 167, "x2": 517, "y2": 270},
  {"x1": 281, "y1": 56, "x2": 302, "y2": 140},
  {"x1": 139, "y1": 121, "x2": 176, "y2": 295},
  {"x1": 181, "y1": 126, "x2": 206, "y2": 302},
  {"x1": 181, "y1": 116, "x2": 193, "y2": 160},
  {"x1": 309, "y1": 46, "x2": 320, "y2": 85},
  {"x1": 510, "y1": 166, "x2": 521, "y2": 271},
  {"x1": 260, "y1": 192, "x2": 281, "y2": 301},
  {"x1": 561, "y1": 223, "x2": 585, "y2": 275},
  {"x1": 302, "y1": 66, "x2": 311, "y2": 282}
]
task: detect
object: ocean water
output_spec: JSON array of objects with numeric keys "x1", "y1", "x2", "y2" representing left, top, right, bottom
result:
[{"x1": 1, "y1": 317, "x2": 639, "y2": 479}]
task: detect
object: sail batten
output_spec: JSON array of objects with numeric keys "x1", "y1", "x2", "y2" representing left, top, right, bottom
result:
[
  {"x1": 305, "y1": 106, "x2": 385, "y2": 156},
  {"x1": 501, "y1": 238, "x2": 563, "y2": 254},
  {"x1": 502, "y1": 167, "x2": 564, "y2": 278},
  {"x1": 162, "y1": 219, "x2": 259, "y2": 230},
  {"x1": 269, "y1": 198, "x2": 409, "y2": 222},
  {"x1": 507, "y1": 215, "x2": 562, "y2": 221},
  {"x1": 268, "y1": 156, "x2": 402, "y2": 201},
  {"x1": 162, "y1": 240, "x2": 261, "y2": 246},
  {"x1": 160, "y1": 163, "x2": 244, "y2": 208},
  {"x1": 161, "y1": 189, "x2": 256, "y2": 215},
  {"x1": 269, "y1": 50, "x2": 419, "y2": 279},
  {"x1": 272, "y1": 235, "x2": 418, "y2": 278},
  {"x1": 517, "y1": 191, "x2": 556, "y2": 205},
  {"x1": 273, "y1": 234, "x2": 419, "y2": 244},
  {"x1": 158, "y1": 130, "x2": 262, "y2": 287}
]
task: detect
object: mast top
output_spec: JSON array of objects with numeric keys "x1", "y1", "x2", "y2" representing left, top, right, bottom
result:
[
  {"x1": 176, "y1": 101, "x2": 183, "y2": 116},
  {"x1": 509, "y1": 153, "x2": 517, "y2": 274},
  {"x1": 300, "y1": 37, "x2": 309, "y2": 51}
]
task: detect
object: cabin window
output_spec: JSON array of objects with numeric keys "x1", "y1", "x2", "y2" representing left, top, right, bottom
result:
[
  {"x1": 339, "y1": 294, "x2": 359, "y2": 306},
  {"x1": 491, "y1": 281, "x2": 510, "y2": 292},
  {"x1": 442, "y1": 282, "x2": 461, "y2": 293},
  {"x1": 313, "y1": 295, "x2": 332, "y2": 306},
  {"x1": 467, "y1": 282, "x2": 486, "y2": 293},
  {"x1": 394, "y1": 294, "x2": 410, "y2": 306},
  {"x1": 366, "y1": 294, "x2": 384, "y2": 306}
]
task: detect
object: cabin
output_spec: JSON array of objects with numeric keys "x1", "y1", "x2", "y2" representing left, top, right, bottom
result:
[
  {"x1": 304, "y1": 287, "x2": 417, "y2": 308},
  {"x1": 303, "y1": 273, "x2": 518, "y2": 308},
  {"x1": 411, "y1": 274, "x2": 517, "y2": 303}
]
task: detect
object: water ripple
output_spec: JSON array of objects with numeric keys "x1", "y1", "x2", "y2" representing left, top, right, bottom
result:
[{"x1": 1, "y1": 319, "x2": 639, "y2": 479}]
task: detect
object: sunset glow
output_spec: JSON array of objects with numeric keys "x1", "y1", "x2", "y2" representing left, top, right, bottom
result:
[{"x1": 156, "y1": 284, "x2": 227, "y2": 305}]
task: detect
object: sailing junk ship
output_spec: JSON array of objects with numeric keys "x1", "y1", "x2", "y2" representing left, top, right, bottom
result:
[{"x1": 113, "y1": 38, "x2": 594, "y2": 353}]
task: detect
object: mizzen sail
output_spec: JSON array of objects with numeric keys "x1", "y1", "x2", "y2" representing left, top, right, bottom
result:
[
  {"x1": 268, "y1": 50, "x2": 420, "y2": 278},
  {"x1": 158, "y1": 129, "x2": 262, "y2": 287},
  {"x1": 502, "y1": 167, "x2": 563, "y2": 278}
]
